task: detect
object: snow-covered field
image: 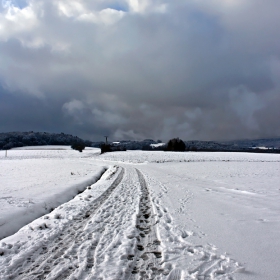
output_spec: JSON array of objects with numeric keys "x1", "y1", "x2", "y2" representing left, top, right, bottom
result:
[{"x1": 0, "y1": 148, "x2": 280, "y2": 279}]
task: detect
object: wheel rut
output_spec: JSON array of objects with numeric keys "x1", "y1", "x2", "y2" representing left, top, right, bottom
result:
[
  {"x1": 12, "y1": 167, "x2": 124, "y2": 280},
  {"x1": 128, "y1": 169, "x2": 163, "y2": 279},
  {"x1": 2, "y1": 167, "x2": 167, "y2": 280}
]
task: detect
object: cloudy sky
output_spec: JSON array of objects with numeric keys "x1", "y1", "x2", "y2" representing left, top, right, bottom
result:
[{"x1": 0, "y1": 0, "x2": 280, "y2": 141}]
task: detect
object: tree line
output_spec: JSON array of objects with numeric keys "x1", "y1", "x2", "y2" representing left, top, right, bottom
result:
[{"x1": 0, "y1": 131, "x2": 90, "y2": 150}]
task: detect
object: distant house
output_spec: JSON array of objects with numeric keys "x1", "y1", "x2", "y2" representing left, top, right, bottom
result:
[
  {"x1": 112, "y1": 142, "x2": 120, "y2": 146},
  {"x1": 150, "y1": 143, "x2": 165, "y2": 148}
]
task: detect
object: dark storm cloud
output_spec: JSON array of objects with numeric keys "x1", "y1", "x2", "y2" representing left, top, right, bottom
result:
[
  {"x1": 0, "y1": 86, "x2": 112, "y2": 139},
  {"x1": 0, "y1": 0, "x2": 280, "y2": 141}
]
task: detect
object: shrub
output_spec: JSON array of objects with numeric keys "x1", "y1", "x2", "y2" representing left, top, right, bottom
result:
[
  {"x1": 100, "y1": 143, "x2": 112, "y2": 154},
  {"x1": 71, "y1": 142, "x2": 86, "y2": 152}
]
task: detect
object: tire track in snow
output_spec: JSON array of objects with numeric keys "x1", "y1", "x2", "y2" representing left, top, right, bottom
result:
[
  {"x1": 10, "y1": 167, "x2": 124, "y2": 280},
  {"x1": 128, "y1": 169, "x2": 164, "y2": 279}
]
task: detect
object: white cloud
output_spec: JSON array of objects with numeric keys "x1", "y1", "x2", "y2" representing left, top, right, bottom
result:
[
  {"x1": 77, "y1": 8, "x2": 125, "y2": 25},
  {"x1": 0, "y1": 3, "x2": 38, "y2": 40},
  {"x1": 56, "y1": 0, "x2": 86, "y2": 18},
  {"x1": 63, "y1": 99, "x2": 85, "y2": 114},
  {"x1": 229, "y1": 85, "x2": 263, "y2": 130},
  {"x1": 62, "y1": 99, "x2": 86, "y2": 125},
  {"x1": 92, "y1": 108, "x2": 127, "y2": 126}
]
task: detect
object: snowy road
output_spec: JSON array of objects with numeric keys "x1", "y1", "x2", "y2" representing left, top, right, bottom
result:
[{"x1": 0, "y1": 164, "x2": 242, "y2": 279}]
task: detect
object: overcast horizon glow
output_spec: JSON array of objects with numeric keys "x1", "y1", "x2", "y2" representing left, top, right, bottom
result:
[{"x1": 1, "y1": 0, "x2": 280, "y2": 141}]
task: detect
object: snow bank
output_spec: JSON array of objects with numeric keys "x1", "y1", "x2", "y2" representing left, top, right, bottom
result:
[{"x1": 0, "y1": 147, "x2": 107, "y2": 239}]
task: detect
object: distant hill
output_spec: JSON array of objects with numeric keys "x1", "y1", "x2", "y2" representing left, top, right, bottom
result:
[
  {"x1": 221, "y1": 138, "x2": 280, "y2": 149},
  {"x1": 94, "y1": 138, "x2": 280, "y2": 153},
  {"x1": 0, "y1": 131, "x2": 91, "y2": 150},
  {"x1": 1, "y1": 131, "x2": 280, "y2": 153},
  {"x1": 184, "y1": 138, "x2": 280, "y2": 153}
]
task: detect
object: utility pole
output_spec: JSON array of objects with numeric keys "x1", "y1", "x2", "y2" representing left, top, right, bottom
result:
[{"x1": 104, "y1": 136, "x2": 108, "y2": 144}]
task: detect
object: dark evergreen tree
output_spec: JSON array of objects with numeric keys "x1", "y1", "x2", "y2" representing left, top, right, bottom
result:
[{"x1": 166, "y1": 138, "x2": 186, "y2": 152}]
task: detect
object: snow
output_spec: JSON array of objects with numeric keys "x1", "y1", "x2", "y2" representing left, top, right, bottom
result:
[
  {"x1": 12, "y1": 145, "x2": 75, "y2": 150},
  {"x1": 98, "y1": 150, "x2": 280, "y2": 163},
  {"x1": 137, "y1": 161, "x2": 280, "y2": 279},
  {"x1": 150, "y1": 143, "x2": 165, "y2": 148},
  {"x1": 0, "y1": 147, "x2": 106, "y2": 239},
  {"x1": 0, "y1": 148, "x2": 280, "y2": 279}
]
